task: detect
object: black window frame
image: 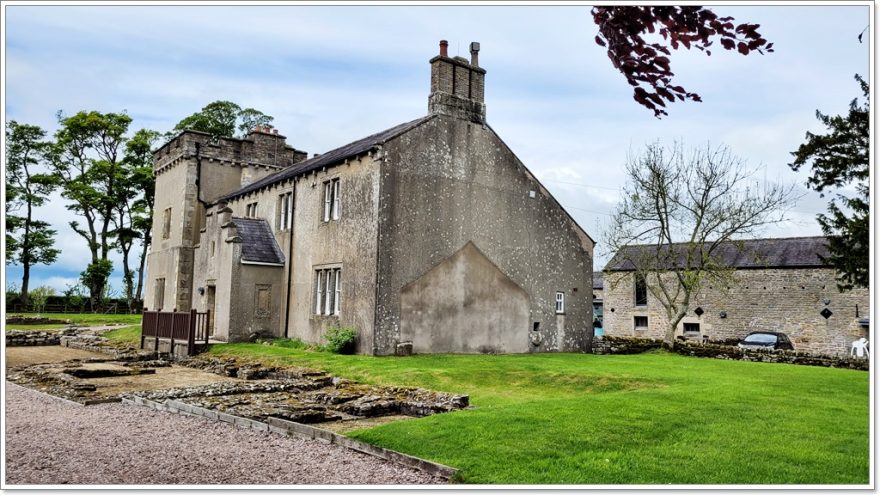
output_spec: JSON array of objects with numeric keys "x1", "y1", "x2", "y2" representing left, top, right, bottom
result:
[
  {"x1": 683, "y1": 322, "x2": 701, "y2": 334},
  {"x1": 634, "y1": 273, "x2": 648, "y2": 306}
]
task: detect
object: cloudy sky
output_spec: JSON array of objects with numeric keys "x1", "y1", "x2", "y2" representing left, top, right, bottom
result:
[{"x1": 3, "y1": 3, "x2": 871, "y2": 295}]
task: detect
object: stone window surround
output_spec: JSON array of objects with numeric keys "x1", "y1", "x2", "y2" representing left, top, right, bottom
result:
[
  {"x1": 313, "y1": 264, "x2": 342, "y2": 317},
  {"x1": 683, "y1": 322, "x2": 701, "y2": 335},
  {"x1": 245, "y1": 202, "x2": 258, "y2": 218},
  {"x1": 277, "y1": 190, "x2": 293, "y2": 231},
  {"x1": 322, "y1": 178, "x2": 340, "y2": 222},
  {"x1": 634, "y1": 273, "x2": 648, "y2": 307},
  {"x1": 634, "y1": 315, "x2": 648, "y2": 331}
]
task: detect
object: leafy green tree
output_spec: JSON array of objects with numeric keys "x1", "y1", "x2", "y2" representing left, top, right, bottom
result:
[
  {"x1": 63, "y1": 283, "x2": 87, "y2": 313},
  {"x1": 112, "y1": 128, "x2": 160, "y2": 308},
  {"x1": 29, "y1": 285, "x2": 56, "y2": 315},
  {"x1": 605, "y1": 142, "x2": 796, "y2": 348},
  {"x1": 170, "y1": 100, "x2": 273, "y2": 140},
  {"x1": 49, "y1": 110, "x2": 132, "y2": 309},
  {"x1": 789, "y1": 75, "x2": 869, "y2": 290},
  {"x1": 5, "y1": 121, "x2": 61, "y2": 305},
  {"x1": 79, "y1": 259, "x2": 113, "y2": 312}
]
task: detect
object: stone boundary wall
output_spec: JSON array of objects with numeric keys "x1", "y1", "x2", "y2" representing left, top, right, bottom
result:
[
  {"x1": 592, "y1": 336, "x2": 869, "y2": 371},
  {"x1": 6, "y1": 331, "x2": 61, "y2": 347},
  {"x1": 591, "y1": 336, "x2": 662, "y2": 355},
  {"x1": 121, "y1": 396, "x2": 457, "y2": 480}
]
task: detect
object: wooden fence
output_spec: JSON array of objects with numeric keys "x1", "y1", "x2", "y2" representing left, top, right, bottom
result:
[{"x1": 140, "y1": 309, "x2": 210, "y2": 357}]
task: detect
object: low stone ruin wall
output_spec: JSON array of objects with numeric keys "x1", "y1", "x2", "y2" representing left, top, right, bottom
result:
[
  {"x1": 6, "y1": 330, "x2": 61, "y2": 347},
  {"x1": 6, "y1": 316, "x2": 70, "y2": 325},
  {"x1": 592, "y1": 336, "x2": 869, "y2": 371}
]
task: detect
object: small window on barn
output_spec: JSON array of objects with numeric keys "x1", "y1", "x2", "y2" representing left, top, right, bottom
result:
[
  {"x1": 162, "y1": 208, "x2": 172, "y2": 239},
  {"x1": 634, "y1": 316, "x2": 648, "y2": 331},
  {"x1": 634, "y1": 274, "x2": 648, "y2": 307},
  {"x1": 555, "y1": 292, "x2": 565, "y2": 314},
  {"x1": 683, "y1": 323, "x2": 700, "y2": 335}
]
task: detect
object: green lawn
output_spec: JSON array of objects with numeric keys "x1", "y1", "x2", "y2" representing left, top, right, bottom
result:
[
  {"x1": 207, "y1": 344, "x2": 869, "y2": 485},
  {"x1": 102, "y1": 325, "x2": 142, "y2": 345},
  {"x1": 5, "y1": 312, "x2": 142, "y2": 331}
]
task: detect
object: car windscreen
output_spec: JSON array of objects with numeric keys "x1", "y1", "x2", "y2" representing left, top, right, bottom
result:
[{"x1": 743, "y1": 333, "x2": 778, "y2": 344}]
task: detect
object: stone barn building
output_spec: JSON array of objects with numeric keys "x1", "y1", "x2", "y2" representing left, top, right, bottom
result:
[
  {"x1": 601, "y1": 237, "x2": 870, "y2": 356},
  {"x1": 144, "y1": 41, "x2": 595, "y2": 355}
]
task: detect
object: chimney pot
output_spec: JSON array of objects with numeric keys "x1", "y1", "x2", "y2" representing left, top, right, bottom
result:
[
  {"x1": 470, "y1": 41, "x2": 480, "y2": 67},
  {"x1": 439, "y1": 39, "x2": 448, "y2": 57},
  {"x1": 273, "y1": 129, "x2": 278, "y2": 135}
]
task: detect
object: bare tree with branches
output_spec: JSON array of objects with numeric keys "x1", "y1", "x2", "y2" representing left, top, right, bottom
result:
[{"x1": 604, "y1": 142, "x2": 798, "y2": 347}]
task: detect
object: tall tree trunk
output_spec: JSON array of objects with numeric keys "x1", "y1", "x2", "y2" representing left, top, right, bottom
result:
[
  {"x1": 663, "y1": 324, "x2": 676, "y2": 350},
  {"x1": 21, "y1": 264, "x2": 30, "y2": 308},
  {"x1": 135, "y1": 248, "x2": 146, "y2": 304},
  {"x1": 135, "y1": 221, "x2": 151, "y2": 304},
  {"x1": 20, "y1": 202, "x2": 32, "y2": 306},
  {"x1": 121, "y1": 245, "x2": 133, "y2": 310}
]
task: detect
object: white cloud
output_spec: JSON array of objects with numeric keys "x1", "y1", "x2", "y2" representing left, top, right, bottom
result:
[{"x1": 4, "y1": 4, "x2": 868, "y2": 278}]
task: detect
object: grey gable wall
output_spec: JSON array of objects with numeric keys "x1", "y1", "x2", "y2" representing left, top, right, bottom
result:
[{"x1": 374, "y1": 114, "x2": 594, "y2": 355}]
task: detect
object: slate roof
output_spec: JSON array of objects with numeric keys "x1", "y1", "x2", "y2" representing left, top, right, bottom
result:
[
  {"x1": 592, "y1": 271, "x2": 603, "y2": 290},
  {"x1": 604, "y1": 236, "x2": 830, "y2": 272},
  {"x1": 233, "y1": 217, "x2": 286, "y2": 265},
  {"x1": 224, "y1": 115, "x2": 436, "y2": 201}
]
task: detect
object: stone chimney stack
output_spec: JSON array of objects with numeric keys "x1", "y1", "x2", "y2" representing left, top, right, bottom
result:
[{"x1": 428, "y1": 40, "x2": 487, "y2": 123}]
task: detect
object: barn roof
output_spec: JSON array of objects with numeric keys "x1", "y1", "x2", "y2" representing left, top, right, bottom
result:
[
  {"x1": 592, "y1": 272, "x2": 604, "y2": 290},
  {"x1": 224, "y1": 115, "x2": 435, "y2": 201},
  {"x1": 233, "y1": 217, "x2": 285, "y2": 266},
  {"x1": 604, "y1": 236, "x2": 831, "y2": 272}
]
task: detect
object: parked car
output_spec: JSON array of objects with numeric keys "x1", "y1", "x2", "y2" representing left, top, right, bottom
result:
[{"x1": 737, "y1": 331, "x2": 795, "y2": 351}]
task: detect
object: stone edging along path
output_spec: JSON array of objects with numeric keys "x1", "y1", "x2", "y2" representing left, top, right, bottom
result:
[{"x1": 121, "y1": 395, "x2": 458, "y2": 480}]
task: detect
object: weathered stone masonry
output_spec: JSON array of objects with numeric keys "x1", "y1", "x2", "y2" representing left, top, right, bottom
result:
[
  {"x1": 602, "y1": 238, "x2": 869, "y2": 356},
  {"x1": 145, "y1": 40, "x2": 595, "y2": 355}
]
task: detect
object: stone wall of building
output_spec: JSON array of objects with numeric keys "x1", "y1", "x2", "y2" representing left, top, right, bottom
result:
[
  {"x1": 603, "y1": 268, "x2": 869, "y2": 356},
  {"x1": 148, "y1": 129, "x2": 302, "y2": 317},
  {"x1": 375, "y1": 114, "x2": 594, "y2": 355},
  {"x1": 215, "y1": 153, "x2": 382, "y2": 353}
]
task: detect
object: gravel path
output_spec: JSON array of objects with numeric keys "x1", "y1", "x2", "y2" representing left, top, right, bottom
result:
[{"x1": 4, "y1": 382, "x2": 443, "y2": 485}]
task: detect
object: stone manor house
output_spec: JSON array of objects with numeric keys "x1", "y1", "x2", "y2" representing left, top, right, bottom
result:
[
  {"x1": 600, "y1": 237, "x2": 870, "y2": 356},
  {"x1": 145, "y1": 41, "x2": 595, "y2": 355}
]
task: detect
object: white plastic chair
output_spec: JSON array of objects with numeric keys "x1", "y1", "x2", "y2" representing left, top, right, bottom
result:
[{"x1": 850, "y1": 338, "x2": 869, "y2": 358}]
